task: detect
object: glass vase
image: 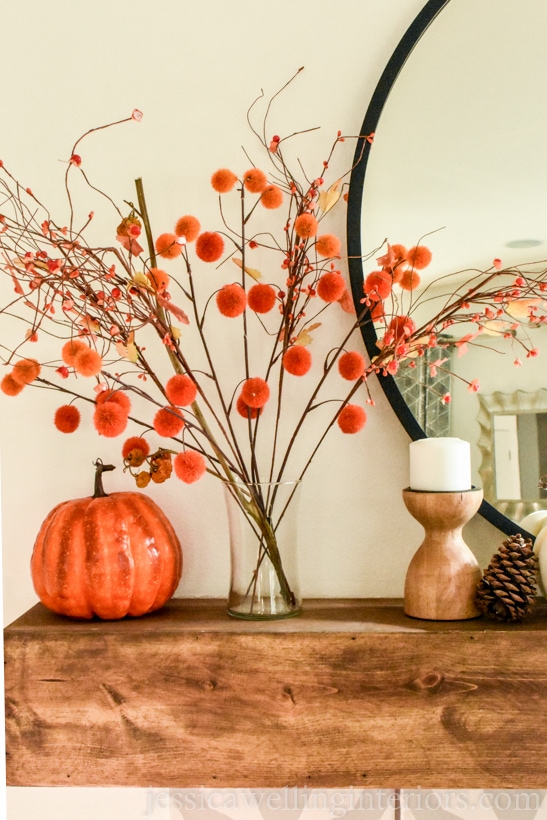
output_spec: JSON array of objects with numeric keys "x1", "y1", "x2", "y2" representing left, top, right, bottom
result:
[{"x1": 223, "y1": 479, "x2": 302, "y2": 620}]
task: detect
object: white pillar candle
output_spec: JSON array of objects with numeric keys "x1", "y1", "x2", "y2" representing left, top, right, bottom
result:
[{"x1": 409, "y1": 437, "x2": 472, "y2": 492}]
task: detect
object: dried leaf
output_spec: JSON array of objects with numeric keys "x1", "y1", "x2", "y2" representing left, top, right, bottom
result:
[
  {"x1": 116, "y1": 335, "x2": 139, "y2": 362},
  {"x1": 338, "y1": 288, "x2": 356, "y2": 314},
  {"x1": 157, "y1": 295, "x2": 190, "y2": 325},
  {"x1": 131, "y1": 271, "x2": 152, "y2": 290},
  {"x1": 318, "y1": 180, "x2": 341, "y2": 214},
  {"x1": 117, "y1": 234, "x2": 144, "y2": 256},
  {"x1": 233, "y1": 257, "x2": 262, "y2": 281},
  {"x1": 296, "y1": 322, "x2": 321, "y2": 346}
]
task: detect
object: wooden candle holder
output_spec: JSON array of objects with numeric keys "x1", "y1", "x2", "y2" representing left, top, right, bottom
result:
[{"x1": 403, "y1": 487, "x2": 483, "y2": 621}]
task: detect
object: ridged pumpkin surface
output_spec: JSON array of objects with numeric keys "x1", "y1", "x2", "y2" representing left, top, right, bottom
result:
[{"x1": 31, "y1": 491, "x2": 182, "y2": 619}]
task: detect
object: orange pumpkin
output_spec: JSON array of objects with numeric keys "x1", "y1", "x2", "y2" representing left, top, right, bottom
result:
[{"x1": 31, "y1": 460, "x2": 182, "y2": 619}]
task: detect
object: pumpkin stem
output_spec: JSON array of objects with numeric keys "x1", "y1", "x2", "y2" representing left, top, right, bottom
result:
[{"x1": 93, "y1": 459, "x2": 115, "y2": 498}]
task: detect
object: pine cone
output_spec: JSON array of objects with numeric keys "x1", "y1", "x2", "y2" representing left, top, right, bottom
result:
[{"x1": 476, "y1": 534, "x2": 538, "y2": 622}]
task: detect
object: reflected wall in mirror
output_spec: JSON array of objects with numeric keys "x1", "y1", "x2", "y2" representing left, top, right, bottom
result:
[
  {"x1": 347, "y1": 0, "x2": 547, "y2": 537},
  {"x1": 477, "y1": 390, "x2": 547, "y2": 524}
]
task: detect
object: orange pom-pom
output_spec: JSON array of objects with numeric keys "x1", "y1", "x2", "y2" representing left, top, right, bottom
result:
[
  {"x1": 338, "y1": 351, "x2": 366, "y2": 381},
  {"x1": 317, "y1": 272, "x2": 346, "y2": 303},
  {"x1": 196, "y1": 231, "x2": 224, "y2": 263},
  {"x1": 388, "y1": 315, "x2": 416, "y2": 341},
  {"x1": 61, "y1": 339, "x2": 88, "y2": 366},
  {"x1": 1, "y1": 373, "x2": 24, "y2": 396},
  {"x1": 216, "y1": 283, "x2": 247, "y2": 317},
  {"x1": 12, "y1": 358, "x2": 41, "y2": 385},
  {"x1": 211, "y1": 169, "x2": 238, "y2": 194},
  {"x1": 399, "y1": 268, "x2": 421, "y2": 292},
  {"x1": 337, "y1": 404, "x2": 367, "y2": 434},
  {"x1": 236, "y1": 395, "x2": 262, "y2": 419},
  {"x1": 247, "y1": 283, "x2": 277, "y2": 314},
  {"x1": 153, "y1": 406, "x2": 185, "y2": 437},
  {"x1": 241, "y1": 377, "x2": 270, "y2": 409},
  {"x1": 93, "y1": 401, "x2": 128, "y2": 438},
  {"x1": 390, "y1": 243, "x2": 407, "y2": 262},
  {"x1": 165, "y1": 374, "x2": 197, "y2": 406},
  {"x1": 155, "y1": 232, "x2": 182, "y2": 260},
  {"x1": 54, "y1": 404, "x2": 81, "y2": 433},
  {"x1": 96, "y1": 389, "x2": 131, "y2": 414},
  {"x1": 260, "y1": 185, "x2": 283, "y2": 210},
  {"x1": 282, "y1": 345, "x2": 312, "y2": 376},
  {"x1": 294, "y1": 213, "x2": 318, "y2": 239},
  {"x1": 316, "y1": 234, "x2": 341, "y2": 258},
  {"x1": 243, "y1": 168, "x2": 267, "y2": 194},
  {"x1": 174, "y1": 450, "x2": 207, "y2": 484},
  {"x1": 364, "y1": 270, "x2": 392, "y2": 301},
  {"x1": 174, "y1": 214, "x2": 201, "y2": 242},
  {"x1": 406, "y1": 245, "x2": 432, "y2": 270},
  {"x1": 147, "y1": 267, "x2": 170, "y2": 293},
  {"x1": 73, "y1": 347, "x2": 103, "y2": 378},
  {"x1": 122, "y1": 436, "x2": 150, "y2": 467}
]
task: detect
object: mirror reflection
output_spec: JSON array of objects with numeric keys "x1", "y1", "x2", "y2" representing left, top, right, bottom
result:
[{"x1": 355, "y1": 0, "x2": 547, "y2": 527}]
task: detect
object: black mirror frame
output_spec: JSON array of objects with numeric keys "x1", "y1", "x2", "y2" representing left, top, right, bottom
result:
[{"x1": 347, "y1": 0, "x2": 524, "y2": 538}]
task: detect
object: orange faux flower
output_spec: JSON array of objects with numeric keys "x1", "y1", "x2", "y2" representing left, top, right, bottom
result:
[
  {"x1": 61, "y1": 339, "x2": 88, "y2": 366},
  {"x1": 390, "y1": 243, "x2": 407, "y2": 262},
  {"x1": 211, "y1": 169, "x2": 238, "y2": 194},
  {"x1": 165, "y1": 374, "x2": 197, "y2": 406},
  {"x1": 0, "y1": 374, "x2": 24, "y2": 396},
  {"x1": 241, "y1": 377, "x2": 270, "y2": 408},
  {"x1": 243, "y1": 168, "x2": 267, "y2": 194},
  {"x1": 316, "y1": 234, "x2": 341, "y2": 258},
  {"x1": 337, "y1": 404, "x2": 367, "y2": 434},
  {"x1": 294, "y1": 213, "x2": 318, "y2": 239},
  {"x1": 12, "y1": 358, "x2": 41, "y2": 385},
  {"x1": 282, "y1": 345, "x2": 312, "y2": 376},
  {"x1": 96, "y1": 389, "x2": 131, "y2": 414},
  {"x1": 155, "y1": 232, "x2": 182, "y2": 260},
  {"x1": 174, "y1": 214, "x2": 201, "y2": 242},
  {"x1": 93, "y1": 401, "x2": 128, "y2": 437},
  {"x1": 216, "y1": 283, "x2": 247, "y2": 317},
  {"x1": 317, "y1": 272, "x2": 346, "y2": 303},
  {"x1": 147, "y1": 267, "x2": 170, "y2": 293},
  {"x1": 399, "y1": 268, "x2": 421, "y2": 292},
  {"x1": 387, "y1": 315, "x2": 416, "y2": 341},
  {"x1": 338, "y1": 351, "x2": 366, "y2": 381},
  {"x1": 364, "y1": 270, "x2": 392, "y2": 301},
  {"x1": 406, "y1": 245, "x2": 432, "y2": 270},
  {"x1": 54, "y1": 404, "x2": 81, "y2": 433},
  {"x1": 153, "y1": 406, "x2": 185, "y2": 437},
  {"x1": 174, "y1": 450, "x2": 207, "y2": 484},
  {"x1": 260, "y1": 185, "x2": 283, "y2": 210},
  {"x1": 247, "y1": 283, "x2": 277, "y2": 314},
  {"x1": 196, "y1": 231, "x2": 224, "y2": 263},
  {"x1": 73, "y1": 346, "x2": 103, "y2": 378},
  {"x1": 236, "y1": 395, "x2": 262, "y2": 419},
  {"x1": 122, "y1": 436, "x2": 150, "y2": 467}
]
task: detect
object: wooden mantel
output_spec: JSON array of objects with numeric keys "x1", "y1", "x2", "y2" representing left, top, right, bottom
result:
[{"x1": 5, "y1": 597, "x2": 547, "y2": 788}]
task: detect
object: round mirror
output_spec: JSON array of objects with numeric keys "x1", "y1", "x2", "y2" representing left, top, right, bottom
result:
[{"x1": 347, "y1": 0, "x2": 547, "y2": 536}]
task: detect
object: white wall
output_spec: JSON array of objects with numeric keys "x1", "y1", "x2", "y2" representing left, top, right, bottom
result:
[{"x1": 1, "y1": 0, "x2": 508, "y2": 815}]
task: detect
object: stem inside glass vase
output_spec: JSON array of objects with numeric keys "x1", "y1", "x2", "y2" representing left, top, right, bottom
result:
[{"x1": 224, "y1": 479, "x2": 302, "y2": 620}]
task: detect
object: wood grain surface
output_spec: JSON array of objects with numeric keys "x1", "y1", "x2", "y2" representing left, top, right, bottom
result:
[{"x1": 5, "y1": 598, "x2": 547, "y2": 788}]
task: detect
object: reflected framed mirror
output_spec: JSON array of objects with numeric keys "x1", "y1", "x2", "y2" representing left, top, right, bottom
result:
[
  {"x1": 347, "y1": 0, "x2": 547, "y2": 537},
  {"x1": 478, "y1": 389, "x2": 547, "y2": 521}
]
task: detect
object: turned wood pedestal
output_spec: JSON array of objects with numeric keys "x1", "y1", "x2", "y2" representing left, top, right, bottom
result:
[{"x1": 5, "y1": 598, "x2": 547, "y2": 788}]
